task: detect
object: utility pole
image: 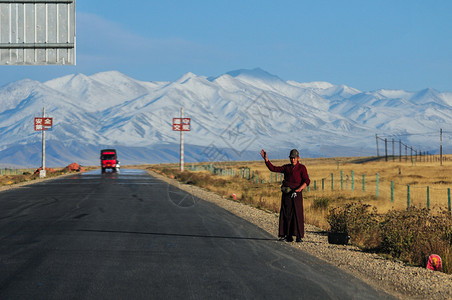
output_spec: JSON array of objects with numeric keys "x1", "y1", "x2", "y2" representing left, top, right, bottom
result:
[
  {"x1": 385, "y1": 138, "x2": 388, "y2": 161},
  {"x1": 172, "y1": 109, "x2": 190, "y2": 172},
  {"x1": 41, "y1": 107, "x2": 46, "y2": 178},
  {"x1": 392, "y1": 138, "x2": 395, "y2": 161},
  {"x1": 440, "y1": 128, "x2": 443, "y2": 166},
  {"x1": 376, "y1": 134, "x2": 379, "y2": 157},
  {"x1": 180, "y1": 107, "x2": 184, "y2": 172}
]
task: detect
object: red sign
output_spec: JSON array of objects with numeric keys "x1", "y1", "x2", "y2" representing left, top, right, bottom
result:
[
  {"x1": 172, "y1": 118, "x2": 191, "y2": 131},
  {"x1": 34, "y1": 117, "x2": 53, "y2": 131}
]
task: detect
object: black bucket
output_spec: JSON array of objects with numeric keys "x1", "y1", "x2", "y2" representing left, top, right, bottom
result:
[{"x1": 328, "y1": 232, "x2": 350, "y2": 245}]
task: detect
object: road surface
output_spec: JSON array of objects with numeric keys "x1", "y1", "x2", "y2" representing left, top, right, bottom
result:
[{"x1": 0, "y1": 169, "x2": 395, "y2": 299}]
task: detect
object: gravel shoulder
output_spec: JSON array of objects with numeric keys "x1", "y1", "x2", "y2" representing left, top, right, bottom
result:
[{"x1": 148, "y1": 169, "x2": 452, "y2": 300}]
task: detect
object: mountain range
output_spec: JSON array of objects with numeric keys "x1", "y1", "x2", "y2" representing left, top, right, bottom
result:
[{"x1": 0, "y1": 68, "x2": 451, "y2": 167}]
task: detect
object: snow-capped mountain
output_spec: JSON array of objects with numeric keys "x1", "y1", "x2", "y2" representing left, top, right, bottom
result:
[{"x1": 0, "y1": 68, "x2": 451, "y2": 167}]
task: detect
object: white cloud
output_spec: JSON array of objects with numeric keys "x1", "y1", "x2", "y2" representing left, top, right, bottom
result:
[{"x1": 76, "y1": 12, "x2": 222, "y2": 66}]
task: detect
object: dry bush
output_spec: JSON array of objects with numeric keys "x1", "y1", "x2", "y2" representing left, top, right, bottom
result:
[
  {"x1": 379, "y1": 207, "x2": 452, "y2": 268},
  {"x1": 326, "y1": 202, "x2": 381, "y2": 249},
  {"x1": 326, "y1": 203, "x2": 452, "y2": 273}
]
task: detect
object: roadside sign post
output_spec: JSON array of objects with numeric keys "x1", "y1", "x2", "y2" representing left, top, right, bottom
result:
[
  {"x1": 172, "y1": 108, "x2": 191, "y2": 172},
  {"x1": 34, "y1": 108, "x2": 53, "y2": 178}
]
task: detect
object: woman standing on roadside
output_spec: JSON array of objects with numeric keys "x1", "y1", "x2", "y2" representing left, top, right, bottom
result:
[{"x1": 260, "y1": 149, "x2": 310, "y2": 242}]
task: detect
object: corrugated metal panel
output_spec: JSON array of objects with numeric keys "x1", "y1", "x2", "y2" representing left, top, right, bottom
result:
[{"x1": 0, "y1": 0, "x2": 75, "y2": 65}]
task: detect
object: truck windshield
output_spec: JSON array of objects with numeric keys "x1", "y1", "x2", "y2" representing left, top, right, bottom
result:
[{"x1": 101, "y1": 155, "x2": 116, "y2": 160}]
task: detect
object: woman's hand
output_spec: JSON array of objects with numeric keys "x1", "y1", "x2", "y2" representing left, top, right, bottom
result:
[
  {"x1": 260, "y1": 149, "x2": 268, "y2": 161},
  {"x1": 295, "y1": 183, "x2": 307, "y2": 193}
]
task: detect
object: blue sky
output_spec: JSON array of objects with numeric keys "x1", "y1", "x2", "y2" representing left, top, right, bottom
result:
[{"x1": 1, "y1": 0, "x2": 451, "y2": 91}]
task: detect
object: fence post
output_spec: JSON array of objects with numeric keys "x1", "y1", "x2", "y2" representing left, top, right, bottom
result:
[
  {"x1": 407, "y1": 185, "x2": 410, "y2": 211},
  {"x1": 270, "y1": 173, "x2": 273, "y2": 183},
  {"x1": 331, "y1": 173, "x2": 334, "y2": 191},
  {"x1": 363, "y1": 174, "x2": 365, "y2": 193},
  {"x1": 341, "y1": 170, "x2": 343, "y2": 190},
  {"x1": 256, "y1": 174, "x2": 259, "y2": 184},
  {"x1": 351, "y1": 171, "x2": 354, "y2": 191},
  {"x1": 427, "y1": 186, "x2": 430, "y2": 210},
  {"x1": 448, "y1": 188, "x2": 451, "y2": 213},
  {"x1": 322, "y1": 178, "x2": 325, "y2": 191},
  {"x1": 314, "y1": 180, "x2": 317, "y2": 191},
  {"x1": 391, "y1": 181, "x2": 394, "y2": 203},
  {"x1": 376, "y1": 173, "x2": 379, "y2": 197}
]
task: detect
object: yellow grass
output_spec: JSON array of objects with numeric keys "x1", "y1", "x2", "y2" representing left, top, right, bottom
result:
[{"x1": 153, "y1": 154, "x2": 452, "y2": 231}]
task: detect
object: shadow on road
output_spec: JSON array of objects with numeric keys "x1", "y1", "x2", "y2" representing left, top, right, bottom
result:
[{"x1": 78, "y1": 229, "x2": 275, "y2": 241}]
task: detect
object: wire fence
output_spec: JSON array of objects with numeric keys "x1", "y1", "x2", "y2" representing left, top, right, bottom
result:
[
  {"x1": 187, "y1": 164, "x2": 452, "y2": 212},
  {"x1": 0, "y1": 168, "x2": 35, "y2": 176}
]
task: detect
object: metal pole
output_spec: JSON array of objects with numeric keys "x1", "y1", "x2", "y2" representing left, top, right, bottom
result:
[
  {"x1": 331, "y1": 173, "x2": 334, "y2": 191},
  {"x1": 391, "y1": 181, "x2": 394, "y2": 203},
  {"x1": 363, "y1": 174, "x2": 365, "y2": 193},
  {"x1": 376, "y1": 173, "x2": 379, "y2": 197},
  {"x1": 180, "y1": 107, "x2": 184, "y2": 172},
  {"x1": 41, "y1": 107, "x2": 46, "y2": 178},
  {"x1": 440, "y1": 128, "x2": 443, "y2": 166},
  {"x1": 392, "y1": 138, "x2": 395, "y2": 161},
  {"x1": 341, "y1": 170, "x2": 343, "y2": 190},
  {"x1": 399, "y1": 140, "x2": 402, "y2": 162},
  {"x1": 385, "y1": 138, "x2": 388, "y2": 161},
  {"x1": 407, "y1": 185, "x2": 410, "y2": 211},
  {"x1": 405, "y1": 144, "x2": 407, "y2": 162},
  {"x1": 376, "y1": 134, "x2": 379, "y2": 157},
  {"x1": 448, "y1": 188, "x2": 451, "y2": 213}
]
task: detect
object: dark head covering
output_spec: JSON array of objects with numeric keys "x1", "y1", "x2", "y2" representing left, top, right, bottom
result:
[{"x1": 289, "y1": 149, "x2": 299, "y2": 158}]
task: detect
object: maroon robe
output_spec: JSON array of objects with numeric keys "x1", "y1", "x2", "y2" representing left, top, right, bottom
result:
[{"x1": 265, "y1": 160, "x2": 310, "y2": 238}]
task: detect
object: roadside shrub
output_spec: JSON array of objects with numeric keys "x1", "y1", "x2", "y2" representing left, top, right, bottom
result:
[
  {"x1": 312, "y1": 197, "x2": 331, "y2": 210},
  {"x1": 327, "y1": 202, "x2": 381, "y2": 248},
  {"x1": 379, "y1": 208, "x2": 452, "y2": 267}
]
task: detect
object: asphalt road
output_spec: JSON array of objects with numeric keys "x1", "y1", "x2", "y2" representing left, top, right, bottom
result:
[{"x1": 0, "y1": 169, "x2": 395, "y2": 299}]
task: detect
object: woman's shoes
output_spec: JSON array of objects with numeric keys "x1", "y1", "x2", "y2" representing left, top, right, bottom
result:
[{"x1": 279, "y1": 236, "x2": 302, "y2": 243}]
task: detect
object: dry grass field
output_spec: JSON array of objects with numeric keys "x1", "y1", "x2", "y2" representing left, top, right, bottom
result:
[{"x1": 152, "y1": 155, "x2": 452, "y2": 229}]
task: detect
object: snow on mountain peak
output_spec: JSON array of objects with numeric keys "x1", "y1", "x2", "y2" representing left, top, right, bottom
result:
[
  {"x1": 175, "y1": 72, "x2": 199, "y2": 84},
  {"x1": 287, "y1": 81, "x2": 335, "y2": 90},
  {"x1": 1, "y1": 68, "x2": 451, "y2": 166}
]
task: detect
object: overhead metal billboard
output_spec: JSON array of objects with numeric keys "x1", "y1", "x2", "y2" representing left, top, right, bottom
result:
[{"x1": 0, "y1": 0, "x2": 75, "y2": 65}]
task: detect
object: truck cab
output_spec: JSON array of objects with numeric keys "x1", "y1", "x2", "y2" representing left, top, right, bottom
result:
[{"x1": 100, "y1": 149, "x2": 119, "y2": 173}]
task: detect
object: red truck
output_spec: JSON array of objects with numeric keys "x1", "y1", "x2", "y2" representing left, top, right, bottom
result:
[{"x1": 100, "y1": 149, "x2": 119, "y2": 173}]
